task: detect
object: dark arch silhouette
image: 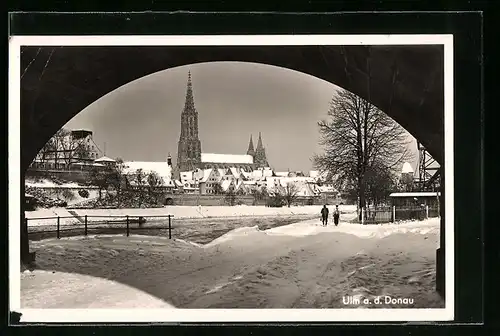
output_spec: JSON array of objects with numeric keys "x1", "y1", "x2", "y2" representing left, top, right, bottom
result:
[
  {"x1": 21, "y1": 45, "x2": 444, "y2": 172},
  {"x1": 19, "y1": 44, "x2": 445, "y2": 296}
]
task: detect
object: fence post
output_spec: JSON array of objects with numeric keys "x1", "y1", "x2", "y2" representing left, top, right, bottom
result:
[
  {"x1": 168, "y1": 215, "x2": 172, "y2": 239},
  {"x1": 84, "y1": 215, "x2": 88, "y2": 236},
  {"x1": 392, "y1": 206, "x2": 396, "y2": 223},
  {"x1": 126, "y1": 215, "x2": 130, "y2": 237},
  {"x1": 426, "y1": 205, "x2": 429, "y2": 219},
  {"x1": 57, "y1": 216, "x2": 60, "y2": 239}
]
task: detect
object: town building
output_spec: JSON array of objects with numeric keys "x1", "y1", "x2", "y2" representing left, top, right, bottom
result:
[
  {"x1": 122, "y1": 154, "x2": 177, "y2": 192},
  {"x1": 31, "y1": 129, "x2": 101, "y2": 170}
]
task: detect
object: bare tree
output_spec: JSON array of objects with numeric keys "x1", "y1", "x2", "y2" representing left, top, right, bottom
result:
[
  {"x1": 89, "y1": 168, "x2": 108, "y2": 202},
  {"x1": 365, "y1": 163, "x2": 398, "y2": 207},
  {"x1": 213, "y1": 183, "x2": 223, "y2": 195},
  {"x1": 282, "y1": 182, "x2": 300, "y2": 208},
  {"x1": 37, "y1": 128, "x2": 92, "y2": 167},
  {"x1": 399, "y1": 171, "x2": 414, "y2": 192},
  {"x1": 147, "y1": 171, "x2": 164, "y2": 203},
  {"x1": 313, "y1": 89, "x2": 413, "y2": 219},
  {"x1": 105, "y1": 158, "x2": 125, "y2": 205},
  {"x1": 224, "y1": 184, "x2": 237, "y2": 206},
  {"x1": 134, "y1": 169, "x2": 147, "y2": 207}
]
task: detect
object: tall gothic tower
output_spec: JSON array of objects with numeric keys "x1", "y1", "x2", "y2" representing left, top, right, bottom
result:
[
  {"x1": 254, "y1": 132, "x2": 269, "y2": 167},
  {"x1": 176, "y1": 71, "x2": 202, "y2": 172}
]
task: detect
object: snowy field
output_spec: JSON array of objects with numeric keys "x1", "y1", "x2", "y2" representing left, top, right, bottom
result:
[
  {"x1": 22, "y1": 217, "x2": 443, "y2": 310},
  {"x1": 25, "y1": 178, "x2": 85, "y2": 188},
  {"x1": 25, "y1": 204, "x2": 358, "y2": 226}
]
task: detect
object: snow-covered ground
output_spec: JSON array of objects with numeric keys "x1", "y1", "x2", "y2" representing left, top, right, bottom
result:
[
  {"x1": 21, "y1": 270, "x2": 175, "y2": 308},
  {"x1": 26, "y1": 204, "x2": 358, "y2": 226},
  {"x1": 23, "y1": 217, "x2": 442, "y2": 309},
  {"x1": 25, "y1": 178, "x2": 89, "y2": 189},
  {"x1": 203, "y1": 217, "x2": 439, "y2": 248}
]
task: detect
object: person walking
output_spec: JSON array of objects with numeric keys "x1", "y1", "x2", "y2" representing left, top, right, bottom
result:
[
  {"x1": 321, "y1": 205, "x2": 329, "y2": 226},
  {"x1": 333, "y1": 205, "x2": 340, "y2": 226}
]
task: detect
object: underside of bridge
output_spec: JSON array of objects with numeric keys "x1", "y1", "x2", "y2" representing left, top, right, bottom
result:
[{"x1": 18, "y1": 45, "x2": 445, "y2": 297}]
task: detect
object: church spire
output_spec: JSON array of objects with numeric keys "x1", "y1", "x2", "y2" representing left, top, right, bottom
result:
[
  {"x1": 247, "y1": 135, "x2": 255, "y2": 156},
  {"x1": 256, "y1": 132, "x2": 264, "y2": 150},
  {"x1": 177, "y1": 71, "x2": 202, "y2": 172},
  {"x1": 254, "y1": 132, "x2": 269, "y2": 167},
  {"x1": 183, "y1": 70, "x2": 196, "y2": 114}
]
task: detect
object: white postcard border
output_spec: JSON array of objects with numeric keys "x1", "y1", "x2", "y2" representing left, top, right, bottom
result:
[{"x1": 9, "y1": 34, "x2": 454, "y2": 323}]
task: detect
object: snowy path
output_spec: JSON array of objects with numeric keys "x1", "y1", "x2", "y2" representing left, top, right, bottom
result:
[{"x1": 22, "y1": 218, "x2": 442, "y2": 309}]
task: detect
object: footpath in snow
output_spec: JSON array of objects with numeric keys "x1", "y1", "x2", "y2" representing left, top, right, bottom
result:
[{"x1": 203, "y1": 217, "x2": 440, "y2": 248}]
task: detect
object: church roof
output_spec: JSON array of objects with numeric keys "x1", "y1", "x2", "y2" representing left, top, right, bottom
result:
[{"x1": 201, "y1": 153, "x2": 254, "y2": 164}]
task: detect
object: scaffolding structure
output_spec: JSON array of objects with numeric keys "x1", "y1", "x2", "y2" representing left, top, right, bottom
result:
[{"x1": 414, "y1": 141, "x2": 441, "y2": 191}]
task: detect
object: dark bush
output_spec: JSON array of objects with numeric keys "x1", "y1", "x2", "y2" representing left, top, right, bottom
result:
[
  {"x1": 267, "y1": 195, "x2": 285, "y2": 208},
  {"x1": 62, "y1": 189, "x2": 76, "y2": 201},
  {"x1": 78, "y1": 189, "x2": 90, "y2": 198}
]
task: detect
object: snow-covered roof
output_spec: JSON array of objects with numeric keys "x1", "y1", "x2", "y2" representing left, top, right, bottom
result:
[
  {"x1": 318, "y1": 185, "x2": 337, "y2": 193},
  {"x1": 402, "y1": 162, "x2": 414, "y2": 174},
  {"x1": 92, "y1": 163, "x2": 106, "y2": 167},
  {"x1": 221, "y1": 179, "x2": 233, "y2": 192},
  {"x1": 241, "y1": 170, "x2": 252, "y2": 178},
  {"x1": 251, "y1": 170, "x2": 263, "y2": 179},
  {"x1": 123, "y1": 161, "x2": 172, "y2": 178},
  {"x1": 276, "y1": 176, "x2": 315, "y2": 185},
  {"x1": 95, "y1": 156, "x2": 116, "y2": 163},
  {"x1": 275, "y1": 172, "x2": 289, "y2": 177},
  {"x1": 230, "y1": 167, "x2": 242, "y2": 178},
  {"x1": 389, "y1": 192, "x2": 440, "y2": 198},
  {"x1": 180, "y1": 171, "x2": 194, "y2": 181},
  {"x1": 199, "y1": 169, "x2": 214, "y2": 183},
  {"x1": 201, "y1": 153, "x2": 253, "y2": 164}
]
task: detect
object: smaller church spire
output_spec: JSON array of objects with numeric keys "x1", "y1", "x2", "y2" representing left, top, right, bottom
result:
[
  {"x1": 256, "y1": 132, "x2": 264, "y2": 150},
  {"x1": 247, "y1": 135, "x2": 255, "y2": 155},
  {"x1": 254, "y1": 132, "x2": 269, "y2": 167}
]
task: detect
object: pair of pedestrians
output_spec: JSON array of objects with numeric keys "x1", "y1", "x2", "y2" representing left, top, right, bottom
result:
[{"x1": 321, "y1": 204, "x2": 340, "y2": 227}]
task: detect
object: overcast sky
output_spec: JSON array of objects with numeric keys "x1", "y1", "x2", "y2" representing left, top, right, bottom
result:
[{"x1": 64, "y1": 62, "x2": 418, "y2": 172}]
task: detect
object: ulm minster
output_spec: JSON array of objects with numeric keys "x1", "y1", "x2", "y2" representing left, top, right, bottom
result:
[{"x1": 175, "y1": 71, "x2": 270, "y2": 173}]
